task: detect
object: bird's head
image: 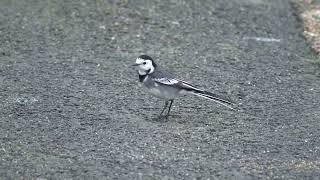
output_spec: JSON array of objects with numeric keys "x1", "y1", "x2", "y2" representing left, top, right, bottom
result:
[{"x1": 133, "y1": 55, "x2": 157, "y2": 75}]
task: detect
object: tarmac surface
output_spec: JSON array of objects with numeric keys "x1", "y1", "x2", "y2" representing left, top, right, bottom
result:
[{"x1": 0, "y1": 0, "x2": 320, "y2": 179}]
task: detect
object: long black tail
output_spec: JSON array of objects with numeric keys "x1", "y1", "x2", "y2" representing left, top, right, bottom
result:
[
  {"x1": 178, "y1": 81, "x2": 235, "y2": 110},
  {"x1": 190, "y1": 89, "x2": 235, "y2": 110}
]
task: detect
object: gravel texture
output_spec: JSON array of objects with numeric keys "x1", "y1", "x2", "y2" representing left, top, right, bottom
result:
[{"x1": 0, "y1": 0, "x2": 320, "y2": 179}]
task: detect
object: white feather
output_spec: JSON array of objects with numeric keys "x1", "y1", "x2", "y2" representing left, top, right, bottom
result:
[
  {"x1": 191, "y1": 92, "x2": 235, "y2": 110},
  {"x1": 154, "y1": 78, "x2": 179, "y2": 85}
]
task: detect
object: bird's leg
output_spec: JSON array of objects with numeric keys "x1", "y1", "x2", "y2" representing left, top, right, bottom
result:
[
  {"x1": 159, "y1": 101, "x2": 169, "y2": 116},
  {"x1": 165, "y1": 100, "x2": 174, "y2": 117}
]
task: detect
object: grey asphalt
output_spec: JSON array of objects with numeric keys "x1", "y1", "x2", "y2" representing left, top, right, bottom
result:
[{"x1": 1, "y1": 0, "x2": 320, "y2": 179}]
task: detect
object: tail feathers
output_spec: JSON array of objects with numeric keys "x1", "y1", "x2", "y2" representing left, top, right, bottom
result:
[
  {"x1": 177, "y1": 81, "x2": 235, "y2": 110},
  {"x1": 190, "y1": 89, "x2": 235, "y2": 110}
]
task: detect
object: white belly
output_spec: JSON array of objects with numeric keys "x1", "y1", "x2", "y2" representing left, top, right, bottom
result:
[
  {"x1": 145, "y1": 86, "x2": 180, "y2": 100},
  {"x1": 148, "y1": 87, "x2": 164, "y2": 98}
]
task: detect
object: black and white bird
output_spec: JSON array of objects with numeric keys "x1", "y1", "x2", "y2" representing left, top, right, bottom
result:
[{"x1": 133, "y1": 55, "x2": 234, "y2": 118}]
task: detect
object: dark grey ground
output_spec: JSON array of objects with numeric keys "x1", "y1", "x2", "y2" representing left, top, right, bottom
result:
[{"x1": 0, "y1": 0, "x2": 320, "y2": 179}]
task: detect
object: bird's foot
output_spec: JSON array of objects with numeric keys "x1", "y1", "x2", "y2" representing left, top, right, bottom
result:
[{"x1": 158, "y1": 114, "x2": 170, "y2": 120}]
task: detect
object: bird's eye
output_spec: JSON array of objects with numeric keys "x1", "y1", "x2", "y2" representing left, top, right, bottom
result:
[{"x1": 143, "y1": 62, "x2": 146, "y2": 65}]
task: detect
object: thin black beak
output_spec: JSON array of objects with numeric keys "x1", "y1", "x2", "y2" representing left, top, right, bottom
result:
[{"x1": 132, "y1": 64, "x2": 139, "y2": 66}]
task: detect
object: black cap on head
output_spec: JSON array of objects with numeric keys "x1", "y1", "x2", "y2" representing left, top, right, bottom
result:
[
  {"x1": 139, "y1": 55, "x2": 153, "y2": 61},
  {"x1": 138, "y1": 55, "x2": 157, "y2": 68}
]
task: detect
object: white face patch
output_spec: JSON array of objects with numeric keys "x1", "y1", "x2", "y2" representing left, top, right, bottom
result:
[
  {"x1": 135, "y1": 58, "x2": 144, "y2": 65},
  {"x1": 135, "y1": 58, "x2": 154, "y2": 75}
]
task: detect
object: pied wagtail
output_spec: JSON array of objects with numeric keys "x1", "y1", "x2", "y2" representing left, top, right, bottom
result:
[{"x1": 133, "y1": 55, "x2": 234, "y2": 118}]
